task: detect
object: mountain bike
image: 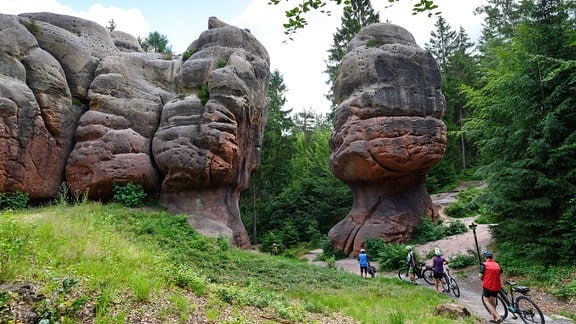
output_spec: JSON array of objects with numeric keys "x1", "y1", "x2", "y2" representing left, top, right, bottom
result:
[
  {"x1": 441, "y1": 267, "x2": 460, "y2": 298},
  {"x1": 398, "y1": 262, "x2": 434, "y2": 285},
  {"x1": 482, "y1": 281, "x2": 544, "y2": 324}
]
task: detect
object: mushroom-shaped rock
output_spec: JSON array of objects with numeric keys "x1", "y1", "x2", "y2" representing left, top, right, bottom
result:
[{"x1": 328, "y1": 23, "x2": 447, "y2": 255}]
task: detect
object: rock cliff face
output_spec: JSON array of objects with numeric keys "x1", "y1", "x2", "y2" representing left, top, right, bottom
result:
[
  {"x1": 328, "y1": 23, "x2": 446, "y2": 255},
  {"x1": 0, "y1": 13, "x2": 269, "y2": 248}
]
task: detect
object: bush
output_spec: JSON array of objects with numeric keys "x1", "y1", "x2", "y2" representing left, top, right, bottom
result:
[
  {"x1": 0, "y1": 191, "x2": 29, "y2": 210},
  {"x1": 411, "y1": 218, "x2": 468, "y2": 244},
  {"x1": 411, "y1": 218, "x2": 446, "y2": 244},
  {"x1": 182, "y1": 48, "x2": 197, "y2": 61},
  {"x1": 449, "y1": 249, "x2": 479, "y2": 269},
  {"x1": 365, "y1": 239, "x2": 414, "y2": 271},
  {"x1": 444, "y1": 187, "x2": 484, "y2": 218},
  {"x1": 444, "y1": 220, "x2": 468, "y2": 236},
  {"x1": 319, "y1": 236, "x2": 347, "y2": 261},
  {"x1": 112, "y1": 182, "x2": 146, "y2": 208}
]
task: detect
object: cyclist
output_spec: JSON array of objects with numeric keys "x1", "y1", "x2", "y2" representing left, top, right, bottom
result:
[
  {"x1": 406, "y1": 245, "x2": 417, "y2": 284},
  {"x1": 479, "y1": 250, "x2": 503, "y2": 323},
  {"x1": 432, "y1": 248, "x2": 448, "y2": 293}
]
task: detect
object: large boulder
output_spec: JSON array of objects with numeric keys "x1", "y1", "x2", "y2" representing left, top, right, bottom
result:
[
  {"x1": 0, "y1": 13, "x2": 270, "y2": 248},
  {"x1": 0, "y1": 14, "x2": 80, "y2": 199},
  {"x1": 328, "y1": 23, "x2": 447, "y2": 255}
]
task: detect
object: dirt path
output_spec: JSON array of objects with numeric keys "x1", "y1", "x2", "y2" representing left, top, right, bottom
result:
[{"x1": 303, "y1": 183, "x2": 574, "y2": 323}]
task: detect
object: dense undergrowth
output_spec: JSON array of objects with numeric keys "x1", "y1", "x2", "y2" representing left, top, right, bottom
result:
[{"x1": 0, "y1": 202, "x2": 478, "y2": 323}]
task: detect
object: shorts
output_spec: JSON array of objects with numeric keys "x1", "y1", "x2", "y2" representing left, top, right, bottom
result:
[
  {"x1": 408, "y1": 266, "x2": 415, "y2": 274},
  {"x1": 433, "y1": 271, "x2": 444, "y2": 279},
  {"x1": 482, "y1": 287, "x2": 500, "y2": 298},
  {"x1": 360, "y1": 266, "x2": 368, "y2": 273}
]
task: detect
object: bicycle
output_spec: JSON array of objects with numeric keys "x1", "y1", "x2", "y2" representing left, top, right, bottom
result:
[
  {"x1": 398, "y1": 262, "x2": 434, "y2": 285},
  {"x1": 440, "y1": 267, "x2": 460, "y2": 298},
  {"x1": 482, "y1": 281, "x2": 545, "y2": 324}
]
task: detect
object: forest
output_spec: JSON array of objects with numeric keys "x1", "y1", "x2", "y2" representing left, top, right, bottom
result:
[{"x1": 239, "y1": 0, "x2": 576, "y2": 271}]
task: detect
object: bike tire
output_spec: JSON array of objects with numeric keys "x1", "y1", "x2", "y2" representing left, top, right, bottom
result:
[
  {"x1": 482, "y1": 293, "x2": 508, "y2": 321},
  {"x1": 441, "y1": 274, "x2": 450, "y2": 293},
  {"x1": 422, "y1": 268, "x2": 435, "y2": 285},
  {"x1": 398, "y1": 267, "x2": 412, "y2": 282},
  {"x1": 449, "y1": 277, "x2": 460, "y2": 298},
  {"x1": 515, "y1": 296, "x2": 544, "y2": 324}
]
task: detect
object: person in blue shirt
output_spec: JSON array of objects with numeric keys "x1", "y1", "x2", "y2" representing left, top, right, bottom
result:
[{"x1": 357, "y1": 249, "x2": 371, "y2": 278}]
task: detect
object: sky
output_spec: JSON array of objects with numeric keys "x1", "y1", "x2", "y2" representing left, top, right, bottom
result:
[{"x1": 1, "y1": 0, "x2": 487, "y2": 115}]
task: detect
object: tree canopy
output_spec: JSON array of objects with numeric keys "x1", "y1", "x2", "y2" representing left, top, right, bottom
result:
[{"x1": 138, "y1": 31, "x2": 172, "y2": 53}]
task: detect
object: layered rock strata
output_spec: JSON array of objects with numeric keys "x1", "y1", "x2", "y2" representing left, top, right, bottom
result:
[{"x1": 328, "y1": 23, "x2": 447, "y2": 255}]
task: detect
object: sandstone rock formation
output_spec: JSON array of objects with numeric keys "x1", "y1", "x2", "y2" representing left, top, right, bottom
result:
[
  {"x1": 0, "y1": 13, "x2": 269, "y2": 248},
  {"x1": 152, "y1": 18, "x2": 270, "y2": 248},
  {"x1": 328, "y1": 23, "x2": 447, "y2": 255}
]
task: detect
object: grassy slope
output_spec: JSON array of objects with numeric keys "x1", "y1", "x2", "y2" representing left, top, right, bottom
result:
[{"x1": 0, "y1": 203, "x2": 479, "y2": 323}]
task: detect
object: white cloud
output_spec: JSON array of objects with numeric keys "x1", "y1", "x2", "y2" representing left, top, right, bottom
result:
[
  {"x1": 1, "y1": 0, "x2": 149, "y2": 39},
  {"x1": 78, "y1": 4, "x2": 149, "y2": 39},
  {"x1": 233, "y1": 1, "x2": 343, "y2": 114},
  {"x1": 0, "y1": 0, "x2": 486, "y2": 116}
]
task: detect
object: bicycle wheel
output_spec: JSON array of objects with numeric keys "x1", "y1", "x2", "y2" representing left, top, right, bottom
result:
[
  {"x1": 441, "y1": 274, "x2": 450, "y2": 293},
  {"x1": 515, "y1": 296, "x2": 544, "y2": 324},
  {"x1": 398, "y1": 267, "x2": 412, "y2": 282},
  {"x1": 482, "y1": 294, "x2": 508, "y2": 320},
  {"x1": 449, "y1": 277, "x2": 460, "y2": 298},
  {"x1": 422, "y1": 268, "x2": 435, "y2": 285}
]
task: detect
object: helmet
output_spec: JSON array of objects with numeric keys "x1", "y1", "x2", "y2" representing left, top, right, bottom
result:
[
  {"x1": 435, "y1": 248, "x2": 442, "y2": 256},
  {"x1": 360, "y1": 249, "x2": 366, "y2": 253},
  {"x1": 405, "y1": 245, "x2": 412, "y2": 251},
  {"x1": 482, "y1": 251, "x2": 493, "y2": 258}
]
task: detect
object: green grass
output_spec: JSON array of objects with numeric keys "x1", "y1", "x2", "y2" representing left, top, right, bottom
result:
[{"x1": 1, "y1": 202, "x2": 480, "y2": 323}]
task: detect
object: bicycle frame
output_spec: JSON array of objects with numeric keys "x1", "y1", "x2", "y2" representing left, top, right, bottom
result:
[{"x1": 483, "y1": 281, "x2": 545, "y2": 323}]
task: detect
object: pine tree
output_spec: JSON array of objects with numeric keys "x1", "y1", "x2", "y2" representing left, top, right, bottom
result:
[
  {"x1": 426, "y1": 16, "x2": 458, "y2": 71},
  {"x1": 325, "y1": 0, "x2": 380, "y2": 111},
  {"x1": 466, "y1": 0, "x2": 576, "y2": 265},
  {"x1": 425, "y1": 17, "x2": 478, "y2": 191}
]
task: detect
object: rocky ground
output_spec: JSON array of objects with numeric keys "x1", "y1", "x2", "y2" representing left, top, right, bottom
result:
[{"x1": 303, "y1": 183, "x2": 575, "y2": 323}]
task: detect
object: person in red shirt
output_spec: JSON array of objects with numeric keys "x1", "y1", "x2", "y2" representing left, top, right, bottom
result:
[{"x1": 479, "y1": 251, "x2": 503, "y2": 323}]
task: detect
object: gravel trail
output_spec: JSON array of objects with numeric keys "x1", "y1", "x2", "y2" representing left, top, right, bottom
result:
[{"x1": 303, "y1": 183, "x2": 574, "y2": 323}]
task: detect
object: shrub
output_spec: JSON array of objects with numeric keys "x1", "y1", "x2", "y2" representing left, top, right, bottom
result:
[
  {"x1": 0, "y1": 191, "x2": 29, "y2": 210},
  {"x1": 365, "y1": 239, "x2": 413, "y2": 271},
  {"x1": 411, "y1": 217, "x2": 446, "y2": 244},
  {"x1": 319, "y1": 236, "x2": 347, "y2": 261},
  {"x1": 198, "y1": 83, "x2": 210, "y2": 105},
  {"x1": 444, "y1": 220, "x2": 468, "y2": 236},
  {"x1": 445, "y1": 187, "x2": 485, "y2": 218},
  {"x1": 410, "y1": 218, "x2": 467, "y2": 245},
  {"x1": 112, "y1": 182, "x2": 146, "y2": 208},
  {"x1": 19, "y1": 18, "x2": 40, "y2": 33},
  {"x1": 449, "y1": 249, "x2": 479, "y2": 269},
  {"x1": 182, "y1": 48, "x2": 197, "y2": 61},
  {"x1": 217, "y1": 57, "x2": 227, "y2": 68},
  {"x1": 366, "y1": 38, "x2": 385, "y2": 47}
]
